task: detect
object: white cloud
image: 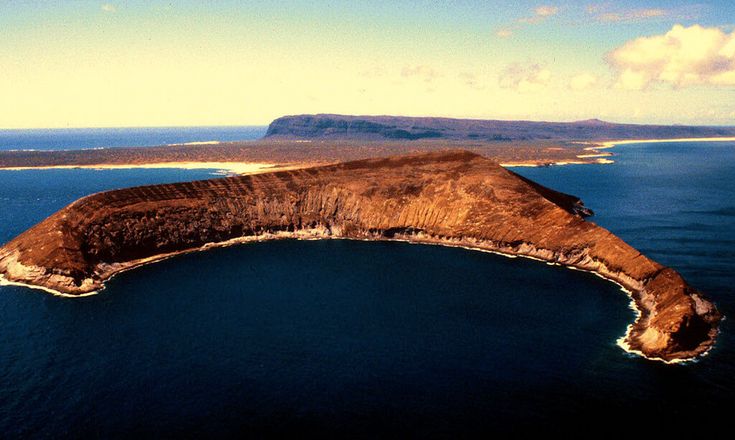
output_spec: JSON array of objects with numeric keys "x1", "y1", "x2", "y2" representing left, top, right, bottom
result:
[
  {"x1": 569, "y1": 73, "x2": 598, "y2": 90},
  {"x1": 499, "y1": 63, "x2": 551, "y2": 93},
  {"x1": 101, "y1": 3, "x2": 116, "y2": 13},
  {"x1": 616, "y1": 69, "x2": 648, "y2": 91},
  {"x1": 597, "y1": 8, "x2": 666, "y2": 23},
  {"x1": 587, "y1": 4, "x2": 701, "y2": 23},
  {"x1": 496, "y1": 5, "x2": 559, "y2": 37},
  {"x1": 535, "y1": 6, "x2": 559, "y2": 17},
  {"x1": 518, "y1": 5, "x2": 560, "y2": 24},
  {"x1": 608, "y1": 24, "x2": 735, "y2": 90}
]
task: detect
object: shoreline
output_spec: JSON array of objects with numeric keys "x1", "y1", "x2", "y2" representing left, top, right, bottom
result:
[
  {"x1": 0, "y1": 161, "x2": 314, "y2": 175},
  {"x1": 0, "y1": 231, "x2": 713, "y2": 364},
  {"x1": 500, "y1": 157, "x2": 614, "y2": 167},
  {"x1": 586, "y1": 136, "x2": 735, "y2": 151},
  {"x1": 518, "y1": 135, "x2": 735, "y2": 170}
]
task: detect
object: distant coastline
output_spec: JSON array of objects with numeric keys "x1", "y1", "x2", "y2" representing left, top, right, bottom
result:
[
  {"x1": 5, "y1": 135, "x2": 733, "y2": 172},
  {"x1": 501, "y1": 136, "x2": 735, "y2": 168},
  {"x1": 500, "y1": 157, "x2": 614, "y2": 167},
  {"x1": 590, "y1": 136, "x2": 735, "y2": 150},
  {"x1": 2, "y1": 116, "x2": 733, "y2": 173},
  {"x1": 0, "y1": 162, "x2": 310, "y2": 175}
]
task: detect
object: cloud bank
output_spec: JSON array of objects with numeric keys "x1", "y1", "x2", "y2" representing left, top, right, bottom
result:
[{"x1": 608, "y1": 24, "x2": 735, "y2": 90}]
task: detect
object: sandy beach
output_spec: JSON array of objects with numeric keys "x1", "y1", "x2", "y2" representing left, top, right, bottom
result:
[
  {"x1": 166, "y1": 141, "x2": 222, "y2": 146},
  {"x1": 588, "y1": 136, "x2": 735, "y2": 151},
  {"x1": 500, "y1": 157, "x2": 614, "y2": 167}
]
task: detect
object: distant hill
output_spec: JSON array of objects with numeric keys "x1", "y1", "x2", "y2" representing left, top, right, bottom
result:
[{"x1": 265, "y1": 114, "x2": 735, "y2": 141}]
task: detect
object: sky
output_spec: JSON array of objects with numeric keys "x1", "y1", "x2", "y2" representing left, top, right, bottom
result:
[{"x1": 1, "y1": 0, "x2": 735, "y2": 128}]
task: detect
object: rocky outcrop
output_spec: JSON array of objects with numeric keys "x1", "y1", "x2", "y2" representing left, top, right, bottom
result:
[
  {"x1": 0, "y1": 150, "x2": 720, "y2": 362},
  {"x1": 265, "y1": 114, "x2": 735, "y2": 141}
]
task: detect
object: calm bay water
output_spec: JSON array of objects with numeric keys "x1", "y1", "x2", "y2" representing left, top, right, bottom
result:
[{"x1": 0, "y1": 139, "x2": 734, "y2": 436}]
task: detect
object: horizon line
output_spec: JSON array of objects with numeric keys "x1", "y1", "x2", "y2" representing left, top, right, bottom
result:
[{"x1": 2, "y1": 114, "x2": 735, "y2": 131}]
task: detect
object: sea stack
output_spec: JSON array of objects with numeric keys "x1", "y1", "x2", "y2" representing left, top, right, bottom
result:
[{"x1": 0, "y1": 150, "x2": 720, "y2": 362}]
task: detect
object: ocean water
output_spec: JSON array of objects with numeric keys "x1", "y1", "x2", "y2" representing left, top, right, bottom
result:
[
  {"x1": 0, "y1": 126, "x2": 267, "y2": 151},
  {"x1": 0, "y1": 141, "x2": 733, "y2": 436}
]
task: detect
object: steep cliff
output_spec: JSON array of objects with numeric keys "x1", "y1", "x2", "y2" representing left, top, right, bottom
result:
[{"x1": 0, "y1": 150, "x2": 720, "y2": 362}]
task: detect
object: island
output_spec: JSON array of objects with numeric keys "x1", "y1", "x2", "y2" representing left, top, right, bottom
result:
[{"x1": 0, "y1": 150, "x2": 720, "y2": 363}]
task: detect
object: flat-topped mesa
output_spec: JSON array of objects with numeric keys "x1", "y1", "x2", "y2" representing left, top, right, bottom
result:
[
  {"x1": 0, "y1": 150, "x2": 720, "y2": 362},
  {"x1": 265, "y1": 114, "x2": 735, "y2": 141}
]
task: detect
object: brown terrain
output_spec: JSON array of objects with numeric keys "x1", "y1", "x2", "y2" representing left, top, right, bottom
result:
[
  {"x1": 0, "y1": 138, "x2": 604, "y2": 170},
  {"x1": 0, "y1": 150, "x2": 720, "y2": 362}
]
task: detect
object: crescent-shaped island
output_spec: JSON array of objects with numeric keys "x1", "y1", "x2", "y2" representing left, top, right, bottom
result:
[{"x1": 0, "y1": 150, "x2": 721, "y2": 363}]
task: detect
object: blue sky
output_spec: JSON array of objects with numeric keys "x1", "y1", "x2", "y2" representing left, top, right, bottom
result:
[{"x1": 1, "y1": 1, "x2": 734, "y2": 128}]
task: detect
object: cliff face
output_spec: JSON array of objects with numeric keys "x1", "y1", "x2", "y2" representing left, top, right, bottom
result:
[
  {"x1": 0, "y1": 150, "x2": 720, "y2": 362},
  {"x1": 265, "y1": 114, "x2": 735, "y2": 141}
]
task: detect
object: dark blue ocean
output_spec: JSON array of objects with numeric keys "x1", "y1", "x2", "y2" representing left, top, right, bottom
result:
[
  {"x1": 0, "y1": 126, "x2": 266, "y2": 151},
  {"x1": 0, "y1": 134, "x2": 733, "y2": 437}
]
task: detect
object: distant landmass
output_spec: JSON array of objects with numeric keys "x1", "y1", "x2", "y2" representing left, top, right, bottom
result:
[
  {"x1": 3, "y1": 115, "x2": 735, "y2": 171},
  {"x1": 0, "y1": 151, "x2": 719, "y2": 362},
  {"x1": 266, "y1": 114, "x2": 735, "y2": 141}
]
